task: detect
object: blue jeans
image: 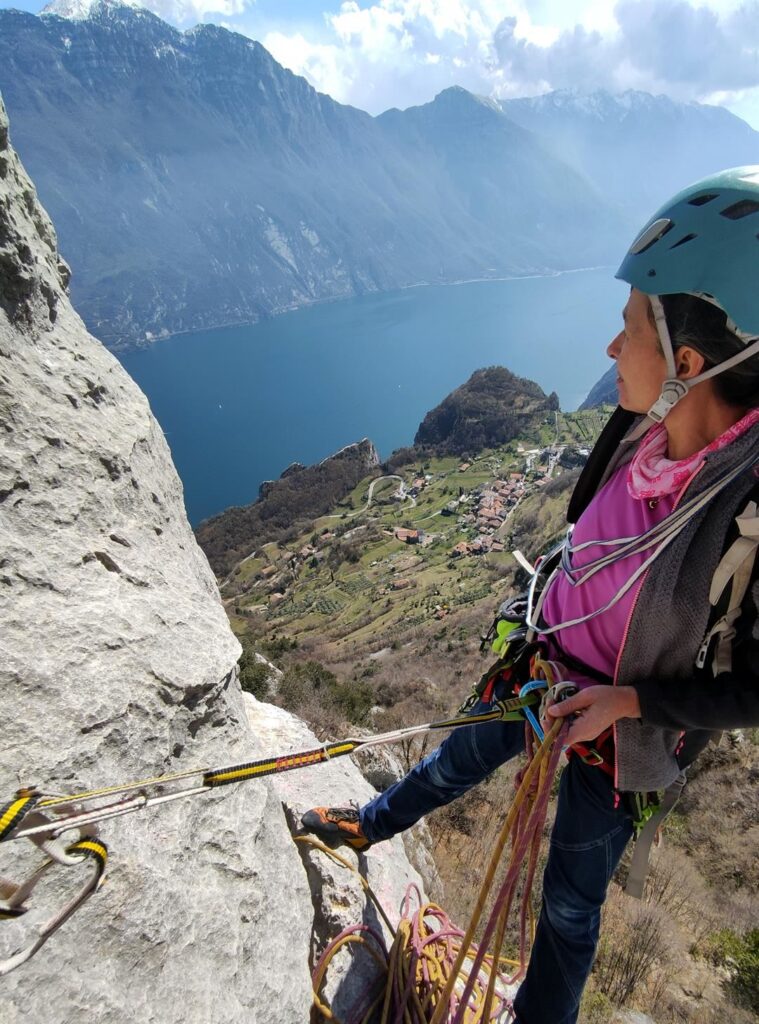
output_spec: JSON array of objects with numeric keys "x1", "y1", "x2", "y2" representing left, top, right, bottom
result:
[{"x1": 359, "y1": 697, "x2": 634, "y2": 1024}]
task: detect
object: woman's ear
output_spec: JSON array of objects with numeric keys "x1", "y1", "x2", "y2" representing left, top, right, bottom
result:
[{"x1": 675, "y1": 345, "x2": 707, "y2": 380}]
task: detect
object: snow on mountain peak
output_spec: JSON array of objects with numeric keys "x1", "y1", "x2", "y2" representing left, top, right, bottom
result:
[{"x1": 42, "y1": 0, "x2": 143, "y2": 20}]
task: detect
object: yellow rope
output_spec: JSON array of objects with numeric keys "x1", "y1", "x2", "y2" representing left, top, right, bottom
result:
[
  {"x1": 293, "y1": 835, "x2": 396, "y2": 936},
  {"x1": 428, "y1": 716, "x2": 563, "y2": 1024}
]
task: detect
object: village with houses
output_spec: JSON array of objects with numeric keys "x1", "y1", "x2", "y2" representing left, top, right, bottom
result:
[{"x1": 223, "y1": 417, "x2": 600, "y2": 649}]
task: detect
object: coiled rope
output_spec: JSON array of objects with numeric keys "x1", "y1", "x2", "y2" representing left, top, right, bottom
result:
[{"x1": 305, "y1": 715, "x2": 568, "y2": 1024}]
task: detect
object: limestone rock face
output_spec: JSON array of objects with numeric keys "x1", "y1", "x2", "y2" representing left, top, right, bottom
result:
[
  {"x1": 0, "y1": 90, "x2": 312, "y2": 1022},
  {"x1": 243, "y1": 695, "x2": 427, "y2": 1019},
  {"x1": 0, "y1": 96, "x2": 425, "y2": 1022}
]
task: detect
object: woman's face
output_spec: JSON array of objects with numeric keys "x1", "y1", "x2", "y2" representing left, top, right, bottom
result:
[{"x1": 607, "y1": 289, "x2": 669, "y2": 414}]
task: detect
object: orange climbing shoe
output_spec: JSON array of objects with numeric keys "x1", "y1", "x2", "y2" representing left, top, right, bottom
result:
[{"x1": 300, "y1": 805, "x2": 371, "y2": 850}]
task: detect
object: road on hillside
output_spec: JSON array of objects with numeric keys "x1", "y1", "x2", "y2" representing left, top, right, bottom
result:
[
  {"x1": 219, "y1": 474, "x2": 416, "y2": 591},
  {"x1": 326, "y1": 475, "x2": 416, "y2": 517}
]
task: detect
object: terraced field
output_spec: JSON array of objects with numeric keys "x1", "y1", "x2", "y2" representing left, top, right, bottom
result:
[{"x1": 224, "y1": 408, "x2": 612, "y2": 655}]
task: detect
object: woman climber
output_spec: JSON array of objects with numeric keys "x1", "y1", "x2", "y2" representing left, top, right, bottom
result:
[{"x1": 302, "y1": 166, "x2": 759, "y2": 1024}]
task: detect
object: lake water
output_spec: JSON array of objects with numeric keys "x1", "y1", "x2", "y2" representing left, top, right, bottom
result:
[{"x1": 117, "y1": 269, "x2": 628, "y2": 525}]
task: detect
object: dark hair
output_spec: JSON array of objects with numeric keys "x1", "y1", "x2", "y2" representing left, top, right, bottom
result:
[{"x1": 657, "y1": 293, "x2": 759, "y2": 409}]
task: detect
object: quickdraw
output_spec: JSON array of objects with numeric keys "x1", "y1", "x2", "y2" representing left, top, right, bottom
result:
[{"x1": 0, "y1": 689, "x2": 544, "y2": 975}]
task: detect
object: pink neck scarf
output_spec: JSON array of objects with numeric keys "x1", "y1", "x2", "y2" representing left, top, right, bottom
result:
[{"x1": 628, "y1": 407, "x2": 759, "y2": 500}]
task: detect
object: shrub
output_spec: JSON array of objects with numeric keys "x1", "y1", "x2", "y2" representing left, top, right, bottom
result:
[
  {"x1": 277, "y1": 659, "x2": 373, "y2": 726},
  {"x1": 238, "y1": 644, "x2": 271, "y2": 700},
  {"x1": 700, "y1": 928, "x2": 759, "y2": 1012},
  {"x1": 332, "y1": 678, "x2": 374, "y2": 723},
  {"x1": 594, "y1": 898, "x2": 670, "y2": 1005},
  {"x1": 279, "y1": 660, "x2": 337, "y2": 707},
  {"x1": 258, "y1": 634, "x2": 298, "y2": 664},
  {"x1": 578, "y1": 989, "x2": 613, "y2": 1024}
]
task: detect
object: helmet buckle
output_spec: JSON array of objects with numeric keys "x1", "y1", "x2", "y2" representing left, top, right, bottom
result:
[{"x1": 647, "y1": 378, "x2": 689, "y2": 422}]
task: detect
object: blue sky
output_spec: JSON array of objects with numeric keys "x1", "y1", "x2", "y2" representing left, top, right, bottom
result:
[{"x1": 4, "y1": 0, "x2": 759, "y2": 127}]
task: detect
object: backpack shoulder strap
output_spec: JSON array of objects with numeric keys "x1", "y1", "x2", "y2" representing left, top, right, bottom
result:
[{"x1": 696, "y1": 492, "x2": 759, "y2": 675}]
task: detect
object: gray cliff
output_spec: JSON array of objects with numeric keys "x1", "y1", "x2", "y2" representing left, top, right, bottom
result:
[{"x1": 0, "y1": 96, "x2": 424, "y2": 1023}]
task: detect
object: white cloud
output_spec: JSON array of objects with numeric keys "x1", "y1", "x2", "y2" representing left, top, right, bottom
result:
[
  {"x1": 254, "y1": 0, "x2": 758, "y2": 119},
  {"x1": 142, "y1": 0, "x2": 247, "y2": 22},
  {"x1": 262, "y1": 0, "x2": 525, "y2": 110},
  {"x1": 126, "y1": 0, "x2": 759, "y2": 126},
  {"x1": 262, "y1": 30, "x2": 355, "y2": 102}
]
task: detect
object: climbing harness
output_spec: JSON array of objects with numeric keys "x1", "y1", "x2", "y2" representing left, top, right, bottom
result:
[
  {"x1": 459, "y1": 626, "x2": 534, "y2": 715},
  {"x1": 0, "y1": 690, "x2": 544, "y2": 975}
]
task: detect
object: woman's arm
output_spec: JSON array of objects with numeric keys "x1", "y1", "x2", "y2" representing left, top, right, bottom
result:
[
  {"x1": 630, "y1": 668, "x2": 759, "y2": 731},
  {"x1": 633, "y1": 576, "x2": 759, "y2": 731},
  {"x1": 547, "y1": 672, "x2": 759, "y2": 743}
]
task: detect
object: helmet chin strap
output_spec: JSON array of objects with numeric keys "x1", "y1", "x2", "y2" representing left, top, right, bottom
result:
[
  {"x1": 645, "y1": 294, "x2": 759, "y2": 425},
  {"x1": 647, "y1": 295, "x2": 688, "y2": 423}
]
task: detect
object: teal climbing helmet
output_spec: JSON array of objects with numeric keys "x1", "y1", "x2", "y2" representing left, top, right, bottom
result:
[{"x1": 616, "y1": 166, "x2": 759, "y2": 336}]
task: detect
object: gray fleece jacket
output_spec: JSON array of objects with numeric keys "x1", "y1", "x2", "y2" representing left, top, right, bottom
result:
[{"x1": 567, "y1": 410, "x2": 759, "y2": 793}]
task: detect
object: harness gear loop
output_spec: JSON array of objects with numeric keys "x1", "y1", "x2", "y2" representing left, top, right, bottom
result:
[{"x1": 461, "y1": 617, "x2": 536, "y2": 714}]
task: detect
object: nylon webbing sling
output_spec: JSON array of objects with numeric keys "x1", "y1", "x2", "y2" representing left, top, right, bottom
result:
[{"x1": 624, "y1": 772, "x2": 687, "y2": 899}]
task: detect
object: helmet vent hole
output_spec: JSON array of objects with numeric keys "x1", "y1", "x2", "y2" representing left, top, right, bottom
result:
[
  {"x1": 688, "y1": 193, "x2": 718, "y2": 206},
  {"x1": 628, "y1": 217, "x2": 673, "y2": 255},
  {"x1": 669, "y1": 233, "x2": 697, "y2": 249},
  {"x1": 719, "y1": 199, "x2": 759, "y2": 220}
]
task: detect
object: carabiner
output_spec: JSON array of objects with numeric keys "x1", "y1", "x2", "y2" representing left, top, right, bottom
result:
[
  {"x1": 518, "y1": 679, "x2": 550, "y2": 742},
  {"x1": 0, "y1": 807, "x2": 108, "y2": 975}
]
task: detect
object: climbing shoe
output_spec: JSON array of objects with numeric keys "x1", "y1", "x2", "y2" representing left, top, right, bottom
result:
[{"x1": 300, "y1": 805, "x2": 371, "y2": 850}]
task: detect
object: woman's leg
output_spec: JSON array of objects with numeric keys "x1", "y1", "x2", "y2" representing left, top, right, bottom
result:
[
  {"x1": 513, "y1": 757, "x2": 634, "y2": 1024},
  {"x1": 360, "y1": 704, "x2": 525, "y2": 843}
]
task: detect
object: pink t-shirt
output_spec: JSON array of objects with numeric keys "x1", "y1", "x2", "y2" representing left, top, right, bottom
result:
[{"x1": 541, "y1": 465, "x2": 675, "y2": 685}]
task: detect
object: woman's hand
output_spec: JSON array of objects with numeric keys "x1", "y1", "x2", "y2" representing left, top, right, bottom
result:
[{"x1": 544, "y1": 685, "x2": 641, "y2": 746}]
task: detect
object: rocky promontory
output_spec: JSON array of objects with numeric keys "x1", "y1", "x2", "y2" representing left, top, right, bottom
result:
[
  {"x1": 196, "y1": 438, "x2": 381, "y2": 577},
  {"x1": 414, "y1": 366, "x2": 559, "y2": 455}
]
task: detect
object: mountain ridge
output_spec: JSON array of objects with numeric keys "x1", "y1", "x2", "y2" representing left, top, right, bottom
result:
[
  {"x1": 0, "y1": 5, "x2": 669, "y2": 349},
  {"x1": 2, "y1": 4, "x2": 757, "y2": 352},
  {"x1": 501, "y1": 88, "x2": 759, "y2": 219}
]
